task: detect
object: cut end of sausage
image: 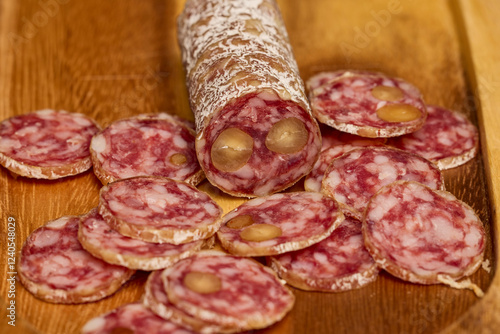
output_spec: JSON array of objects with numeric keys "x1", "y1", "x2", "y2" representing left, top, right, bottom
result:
[{"x1": 211, "y1": 128, "x2": 254, "y2": 172}]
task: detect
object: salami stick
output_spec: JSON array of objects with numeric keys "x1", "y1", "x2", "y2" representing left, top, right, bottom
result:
[{"x1": 177, "y1": 0, "x2": 321, "y2": 197}]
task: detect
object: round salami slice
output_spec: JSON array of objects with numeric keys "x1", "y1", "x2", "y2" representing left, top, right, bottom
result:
[
  {"x1": 18, "y1": 216, "x2": 134, "y2": 304},
  {"x1": 304, "y1": 141, "x2": 385, "y2": 192},
  {"x1": 268, "y1": 216, "x2": 378, "y2": 292},
  {"x1": 388, "y1": 105, "x2": 479, "y2": 170},
  {"x1": 143, "y1": 270, "x2": 234, "y2": 334},
  {"x1": 90, "y1": 113, "x2": 203, "y2": 186},
  {"x1": 363, "y1": 181, "x2": 485, "y2": 286},
  {"x1": 217, "y1": 192, "x2": 344, "y2": 257},
  {"x1": 98, "y1": 176, "x2": 223, "y2": 244},
  {"x1": 322, "y1": 146, "x2": 444, "y2": 220},
  {"x1": 78, "y1": 208, "x2": 212, "y2": 270},
  {"x1": 178, "y1": 0, "x2": 322, "y2": 197},
  {"x1": 0, "y1": 109, "x2": 100, "y2": 179},
  {"x1": 81, "y1": 302, "x2": 196, "y2": 334},
  {"x1": 161, "y1": 251, "x2": 295, "y2": 331},
  {"x1": 308, "y1": 70, "x2": 427, "y2": 138}
]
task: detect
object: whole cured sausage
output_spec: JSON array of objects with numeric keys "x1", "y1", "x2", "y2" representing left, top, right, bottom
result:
[{"x1": 178, "y1": 0, "x2": 321, "y2": 197}]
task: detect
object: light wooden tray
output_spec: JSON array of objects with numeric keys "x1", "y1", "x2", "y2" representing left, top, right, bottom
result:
[{"x1": 1, "y1": 0, "x2": 499, "y2": 333}]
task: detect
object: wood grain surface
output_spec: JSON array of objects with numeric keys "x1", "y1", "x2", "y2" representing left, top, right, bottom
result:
[{"x1": 0, "y1": 0, "x2": 498, "y2": 333}]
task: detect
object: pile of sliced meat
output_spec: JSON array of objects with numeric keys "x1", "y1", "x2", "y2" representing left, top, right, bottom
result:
[
  {"x1": 298, "y1": 69, "x2": 485, "y2": 297},
  {"x1": 5, "y1": 0, "x2": 489, "y2": 333}
]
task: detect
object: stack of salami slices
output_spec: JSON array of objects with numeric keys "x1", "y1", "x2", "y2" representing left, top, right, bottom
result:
[
  {"x1": 299, "y1": 69, "x2": 485, "y2": 296},
  {"x1": 18, "y1": 176, "x2": 223, "y2": 305}
]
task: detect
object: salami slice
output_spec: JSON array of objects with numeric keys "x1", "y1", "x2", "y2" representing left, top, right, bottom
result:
[
  {"x1": 90, "y1": 113, "x2": 203, "y2": 185},
  {"x1": 388, "y1": 105, "x2": 479, "y2": 170},
  {"x1": 268, "y1": 216, "x2": 378, "y2": 292},
  {"x1": 363, "y1": 181, "x2": 485, "y2": 288},
  {"x1": 217, "y1": 192, "x2": 344, "y2": 256},
  {"x1": 178, "y1": 0, "x2": 321, "y2": 197},
  {"x1": 81, "y1": 302, "x2": 196, "y2": 334},
  {"x1": 0, "y1": 109, "x2": 100, "y2": 179},
  {"x1": 143, "y1": 270, "x2": 234, "y2": 334},
  {"x1": 308, "y1": 70, "x2": 427, "y2": 138},
  {"x1": 98, "y1": 176, "x2": 223, "y2": 244},
  {"x1": 161, "y1": 251, "x2": 295, "y2": 331},
  {"x1": 78, "y1": 208, "x2": 212, "y2": 270},
  {"x1": 18, "y1": 216, "x2": 134, "y2": 304},
  {"x1": 321, "y1": 146, "x2": 444, "y2": 220},
  {"x1": 304, "y1": 141, "x2": 385, "y2": 192}
]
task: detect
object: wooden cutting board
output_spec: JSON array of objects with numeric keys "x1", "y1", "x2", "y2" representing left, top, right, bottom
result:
[{"x1": 1, "y1": 0, "x2": 499, "y2": 333}]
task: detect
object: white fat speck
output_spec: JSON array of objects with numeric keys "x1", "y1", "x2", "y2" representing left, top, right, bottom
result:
[
  {"x1": 247, "y1": 197, "x2": 267, "y2": 207},
  {"x1": 324, "y1": 171, "x2": 342, "y2": 188},
  {"x1": 32, "y1": 230, "x2": 62, "y2": 248},
  {"x1": 173, "y1": 135, "x2": 188, "y2": 149},
  {"x1": 329, "y1": 90, "x2": 343, "y2": 101},
  {"x1": 90, "y1": 135, "x2": 107, "y2": 154},
  {"x1": 374, "y1": 154, "x2": 389, "y2": 164}
]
